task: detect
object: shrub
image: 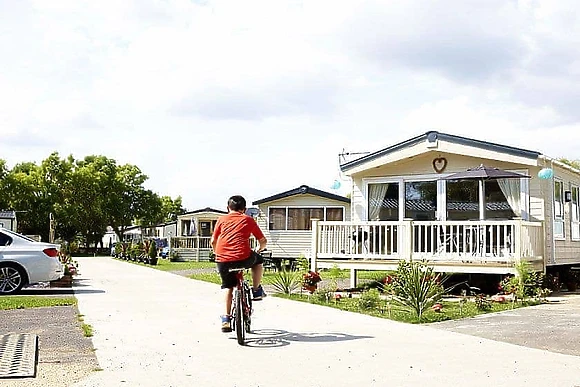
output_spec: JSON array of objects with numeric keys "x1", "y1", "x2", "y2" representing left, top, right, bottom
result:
[
  {"x1": 295, "y1": 254, "x2": 310, "y2": 273},
  {"x1": 499, "y1": 261, "x2": 547, "y2": 302},
  {"x1": 148, "y1": 242, "x2": 157, "y2": 259},
  {"x1": 357, "y1": 288, "x2": 382, "y2": 310},
  {"x1": 391, "y1": 260, "x2": 445, "y2": 322},
  {"x1": 474, "y1": 294, "x2": 492, "y2": 311},
  {"x1": 312, "y1": 283, "x2": 338, "y2": 303}
]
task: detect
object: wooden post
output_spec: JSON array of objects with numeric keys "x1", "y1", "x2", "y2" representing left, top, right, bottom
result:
[
  {"x1": 310, "y1": 219, "x2": 319, "y2": 272},
  {"x1": 196, "y1": 237, "x2": 200, "y2": 262}
]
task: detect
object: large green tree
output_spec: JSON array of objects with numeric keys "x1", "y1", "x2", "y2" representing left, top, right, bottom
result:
[
  {"x1": 559, "y1": 158, "x2": 580, "y2": 170},
  {"x1": 0, "y1": 153, "x2": 176, "y2": 246},
  {"x1": 159, "y1": 195, "x2": 186, "y2": 222}
]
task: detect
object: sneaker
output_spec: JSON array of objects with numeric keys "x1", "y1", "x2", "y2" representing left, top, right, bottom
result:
[
  {"x1": 252, "y1": 285, "x2": 267, "y2": 301},
  {"x1": 221, "y1": 315, "x2": 232, "y2": 332}
]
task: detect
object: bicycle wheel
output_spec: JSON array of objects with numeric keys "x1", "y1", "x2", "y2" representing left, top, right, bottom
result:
[
  {"x1": 243, "y1": 282, "x2": 252, "y2": 333},
  {"x1": 234, "y1": 288, "x2": 245, "y2": 345}
]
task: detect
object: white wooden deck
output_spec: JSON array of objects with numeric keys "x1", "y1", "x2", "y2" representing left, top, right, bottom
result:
[
  {"x1": 310, "y1": 219, "x2": 545, "y2": 277},
  {"x1": 170, "y1": 236, "x2": 212, "y2": 261}
]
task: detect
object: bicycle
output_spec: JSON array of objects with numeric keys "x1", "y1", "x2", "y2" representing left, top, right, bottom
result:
[{"x1": 229, "y1": 266, "x2": 253, "y2": 345}]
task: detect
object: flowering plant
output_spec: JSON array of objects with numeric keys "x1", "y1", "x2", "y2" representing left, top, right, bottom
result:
[
  {"x1": 59, "y1": 251, "x2": 79, "y2": 276},
  {"x1": 303, "y1": 271, "x2": 322, "y2": 287}
]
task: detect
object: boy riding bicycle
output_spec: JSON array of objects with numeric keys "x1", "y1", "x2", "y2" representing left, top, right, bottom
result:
[{"x1": 211, "y1": 195, "x2": 267, "y2": 333}]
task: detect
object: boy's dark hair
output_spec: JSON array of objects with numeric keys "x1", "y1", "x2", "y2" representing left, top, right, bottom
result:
[{"x1": 227, "y1": 195, "x2": 246, "y2": 212}]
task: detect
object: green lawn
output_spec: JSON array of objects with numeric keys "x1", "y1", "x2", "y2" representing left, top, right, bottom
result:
[
  {"x1": 276, "y1": 293, "x2": 538, "y2": 324},
  {"x1": 0, "y1": 296, "x2": 77, "y2": 310},
  {"x1": 151, "y1": 259, "x2": 215, "y2": 272},
  {"x1": 118, "y1": 257, "x2": 215, "y2": 272},
  {"x1": 187, "y1": 268, "x2": 541, "y2": 324},
  {"x1": 189, "y1": 269, "x2": 289, "y2": 285}
]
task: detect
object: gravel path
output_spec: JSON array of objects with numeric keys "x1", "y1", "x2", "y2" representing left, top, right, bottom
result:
[{"x1": 0, "y1": 304, "x2": 99, "y2": 387}]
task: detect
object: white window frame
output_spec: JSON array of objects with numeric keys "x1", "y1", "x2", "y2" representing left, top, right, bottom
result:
[
  {"x1": 364, "y1": 171, "x2": 530, "y2": 222},
  {"x1": 571, "y1": 184, "x2": 580, "y2": 241},
  {"x1": 403, "y1": 178, "x2": 439, "y2": 221},
  {"x1": 267, "y1": 206, "x2": 346, "y2": 231},
  {"x1": 554, "y1": 178, "x2": 565, "y2": 239},
  {"x1": 363, "y1": 177, "x2": 403, "y2": 221}
]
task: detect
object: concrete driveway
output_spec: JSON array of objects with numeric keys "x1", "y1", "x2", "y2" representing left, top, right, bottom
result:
[
  {"x1": 73, "y1": 257, "x2": 580, "y2": 387},
  {"x1": 431, "y1": 293, "x2": 580, "y2": 357}
]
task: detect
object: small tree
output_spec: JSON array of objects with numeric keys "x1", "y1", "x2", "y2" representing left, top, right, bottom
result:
[
  {"x1": 148, "y1": 241, "x2": 158, "y2": 265},
  {"x1": 148, "y1": 241, "x2": 157, "y2": 259}
]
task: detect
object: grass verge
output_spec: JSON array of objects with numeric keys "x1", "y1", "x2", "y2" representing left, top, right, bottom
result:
[
  {"x1": 187, "y1": 269, "x2": 541, "y2": 324},
  {"x1": 116, "y1": 257, "x2": 215, "y2": 272},
  {"x1": 77, "y1": 314, "x2": 94, "y2": 337},
  {"x1": 81, "y1": 323, "x2": 94, "y2": 337},
  {"x1": 0, "y1": 296, "x2": 77, "y2": 310},
  {"x1": 276, "y1": 293, "x2": 539, "y2": 323}
]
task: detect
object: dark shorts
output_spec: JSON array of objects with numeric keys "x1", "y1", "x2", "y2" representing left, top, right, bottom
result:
[{"x1": 216, "y1": 251, "x2": 264, "y2": 289}]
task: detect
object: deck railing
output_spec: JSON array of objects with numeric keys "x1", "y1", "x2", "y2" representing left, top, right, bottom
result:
[
  {"x1": 312, "y1": 219, "x2": 544, "y2": 268},
  {"x1": 171, "y1": 236, "x2": 212, "y2": 249},
  {"x1": 170, "y1": 236, "x2": 258, "y2": 251}
]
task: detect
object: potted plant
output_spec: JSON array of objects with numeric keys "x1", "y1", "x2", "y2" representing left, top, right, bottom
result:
[{"x1": 302, "y1": 271, "x2": 322, "y2": 293}]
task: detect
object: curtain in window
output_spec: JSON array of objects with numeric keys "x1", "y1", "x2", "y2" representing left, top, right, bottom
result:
[
  {"x1": 497, "y1": 178, "x2": 522, "y2": 217},
  {"x1": 368, "y1": 183, "x2": 389, "y2": 221},
  {"x1": 268, "y1": 208, "x2": 286, "y2": 230},
  {"x1": 326, "y1": 208, "x2": 344, "y2": 221},
  {"x1": 288, "y1": 208, "x2": 324, "y2": 230}
]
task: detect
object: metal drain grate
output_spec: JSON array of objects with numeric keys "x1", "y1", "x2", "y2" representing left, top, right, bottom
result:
[{"x1": 0, "y1": 334, "x2": 38, "y2": 378}]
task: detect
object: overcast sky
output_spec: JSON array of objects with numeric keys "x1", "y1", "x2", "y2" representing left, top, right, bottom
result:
[{"x1": 1, "y1": 0, "x2": 579, "y2": 210}]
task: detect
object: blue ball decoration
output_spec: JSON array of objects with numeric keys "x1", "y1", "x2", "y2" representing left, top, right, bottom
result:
[{"x1": 538, "y1": 168, "x2": 554, "y2": 179}]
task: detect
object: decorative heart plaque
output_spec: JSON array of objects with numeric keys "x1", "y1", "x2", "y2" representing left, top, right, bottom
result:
[{"x1": 432, "y1": 157, "x2": 447, "y2": 173}]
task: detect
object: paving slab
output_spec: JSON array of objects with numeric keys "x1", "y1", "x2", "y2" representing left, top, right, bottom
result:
[{"x1": 73, "y1": 257, "x2": 580, "y2": 387}]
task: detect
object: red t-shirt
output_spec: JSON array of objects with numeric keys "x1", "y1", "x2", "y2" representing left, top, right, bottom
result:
[{"x1": 213, "y1": 212, "x2": 265, "y2": 263}]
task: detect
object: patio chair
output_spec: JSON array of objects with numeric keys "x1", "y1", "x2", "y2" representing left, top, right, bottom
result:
[
  {"x1": 260, "y1": 251, "x2": 276, "y2": 271},
  {"x1": 351, "y1": 229, "x2": 369, "y2": 254}
]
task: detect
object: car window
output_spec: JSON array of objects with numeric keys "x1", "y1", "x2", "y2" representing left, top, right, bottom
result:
[
  {"x1": 2, "y1": 229, "x2": 36, "y2": 242},
  {"x1": 0, "y1": 232, "x2": 13, "y2": 246}
]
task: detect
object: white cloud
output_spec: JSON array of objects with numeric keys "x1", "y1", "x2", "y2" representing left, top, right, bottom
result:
[{"x1": 1, "y1": 0, "x2": 580, "y2": 210}]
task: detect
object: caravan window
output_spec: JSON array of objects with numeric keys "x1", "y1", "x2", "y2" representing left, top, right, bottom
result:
[
  {"x1": 572, "y1": 185, "x2": 580, "y2": 240},
  {"x1": 554, "y1": 180, "x2": 564, "y2": 238},
  {"x1": 268, "y1": 207, "x2": 345, "y2": 230}
]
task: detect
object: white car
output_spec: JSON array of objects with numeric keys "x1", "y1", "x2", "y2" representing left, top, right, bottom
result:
[{"x1": 0, "y1": 227, "x2": 64, "y2": 295}]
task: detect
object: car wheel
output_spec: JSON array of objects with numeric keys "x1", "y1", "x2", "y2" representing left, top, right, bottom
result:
[{"x1": 0, "y1": 264, "x2": 26, "y2": 295}]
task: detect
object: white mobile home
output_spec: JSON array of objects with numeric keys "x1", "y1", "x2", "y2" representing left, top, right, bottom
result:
[
  {"x1": 310, "y1": 131, "x2": 580, "y2": 281},
  {"x1": 171, "y1": 208, "x2": 228, "y2": 261},
  {"x1": 253, "y1": 185, "x2": 350, "y2": 260},
  {"x1": 0, "y1": 211, "x2": 17, "y2": 232}
]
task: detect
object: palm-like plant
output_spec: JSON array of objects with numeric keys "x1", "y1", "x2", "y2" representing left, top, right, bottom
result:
[
  {"x1": 270, "y1": 269, "x2": 300, "y2": 295},
  {"x1": 391, "y1": 260, "x2": 445, "y2": 322}
]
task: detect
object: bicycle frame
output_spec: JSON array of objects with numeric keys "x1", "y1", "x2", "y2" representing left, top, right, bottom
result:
[{"x1": 230, "y1": 268, "x2": 252, "y2": 345}]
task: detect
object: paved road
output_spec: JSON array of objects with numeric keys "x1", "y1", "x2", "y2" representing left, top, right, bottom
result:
[
  {"x1": 72, "y1": 257, "x2": 580, "y2": 387},
  {"x1": 431, "y1": 294, "x2": 580, "y2": 357}
]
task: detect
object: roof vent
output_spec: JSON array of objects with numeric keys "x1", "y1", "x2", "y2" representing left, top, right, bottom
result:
[{"x1": 426, "y1": 131, "x2": 438, "y2": 149}]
